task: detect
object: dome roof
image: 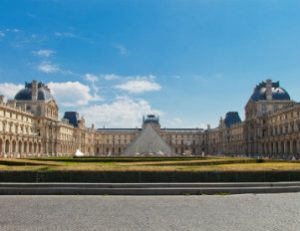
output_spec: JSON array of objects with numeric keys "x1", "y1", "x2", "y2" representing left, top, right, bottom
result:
[
  {"x1": 250, "y1": 80, "x2": 290, "y2": 102},
  {"x1": 14, "y1": 81, "x2": 54, "y2": 101}
]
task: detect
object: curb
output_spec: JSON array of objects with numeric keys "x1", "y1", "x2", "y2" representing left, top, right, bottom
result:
[{"x1": 0, "y1": 182, "x2": 300, "y2": 195}]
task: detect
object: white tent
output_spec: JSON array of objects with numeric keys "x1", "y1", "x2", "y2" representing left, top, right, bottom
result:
[{"x1": 74, "y1": 149, "x2": 85, "y2": 157}]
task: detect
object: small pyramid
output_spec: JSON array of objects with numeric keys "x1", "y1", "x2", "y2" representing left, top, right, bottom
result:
[{"x1": 123, "y1": 124, "x2": 173, "y2": 156}]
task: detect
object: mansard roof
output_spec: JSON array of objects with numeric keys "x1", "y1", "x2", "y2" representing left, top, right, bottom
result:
[
  {"x1": 224, "y1": 111, "x2": 242, "y2": 128},
  {"x1": 63, "y1": 111, "x2": 80, "y2": 127}
]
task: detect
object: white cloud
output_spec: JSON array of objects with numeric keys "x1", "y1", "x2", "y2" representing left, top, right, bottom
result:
[
  {"x1": 55, "y1": 32, "x2": 76, "y2": 38},
  {"x1": 84, "y1": 73, "x2": 98, "y2": 82},
  {"x1": 102, "y1": 74, "x2": 120, "y2": 81},
  {"x1": 0, "y1": 83, "x2": 23, "y2": 100},
  {"x1": 5, "y1": 28, "x2": 20, "y2": 33},
  {"x1": 0, "y1": 31, "x2": 5, "y2": 38},
  {"x1": 34, "y1": 49, "x2": 55, "y2": 57},
  {"x1": 79, "y1": 96, "x2": 161, "y2": 128},
  {"x1": 84, "y1": 73, "x2": 100, "y2": 93},
  {"x1": 172, "y1": 117, "x2": 183, "y2": 125},
  {"x1": 115, "y1": 76, "x2": 161, "y2": 94},
  {"x1": 115, "y1": 44, "x2": 128, "y2": 55},
  {"x1": 48, "y1": 81, "x2": 102, "y2": 107},
  {"x1": 38, "y1": 61, "x2": 60, "y2": 73},
  {"x1": 173, "y1": 75, "x2": 181, "y2": 79}
]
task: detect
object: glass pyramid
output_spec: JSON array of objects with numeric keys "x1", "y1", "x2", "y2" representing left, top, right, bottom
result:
[{"x1": 123, "y1": 124, "x2": 173, "y2": 156}]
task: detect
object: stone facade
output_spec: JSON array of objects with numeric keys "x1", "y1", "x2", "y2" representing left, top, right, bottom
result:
[
  {"x1": 0, "y1": 79, "x2": 299, "y2": 159},
  {"x1": 208, "y1": 79, "x2": 300, "y2": 160}
]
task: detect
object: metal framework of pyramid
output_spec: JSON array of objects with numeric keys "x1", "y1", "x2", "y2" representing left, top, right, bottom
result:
[{"x1": 123, "y1": 124, "x2": 173, "y2": 156}]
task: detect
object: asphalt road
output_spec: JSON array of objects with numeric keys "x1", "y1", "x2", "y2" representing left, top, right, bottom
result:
[{"x1": 0, "y1": 193, "x2": 299, "y2": 231}]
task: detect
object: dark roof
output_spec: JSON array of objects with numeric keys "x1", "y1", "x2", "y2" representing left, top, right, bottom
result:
[
  {"x1": 63, "y1": 112, "x2": 80, "y2": 127},
  {"x1": 97, "y1": 128, "x2": 141, "y2": 132},
  {"x1": 14, "y1": 82, "x2": 54, "y2": 101},
  {"x1": 143, "y1": 114, "x2": 160, "y2": 125},
  {"x1": 164, "y1": 128, "x2": 204, "y2": 133},
  {"x1": 250, "y1": 81, "x2": 290, "y2": 102},
  {"x1": 224, "y1": 112, "x2": 242, "y2": 128}
]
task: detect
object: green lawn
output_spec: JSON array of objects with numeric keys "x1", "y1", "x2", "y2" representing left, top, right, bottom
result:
[{"x1": 0, "y1": 156, "x2": 300, "y2": 172}]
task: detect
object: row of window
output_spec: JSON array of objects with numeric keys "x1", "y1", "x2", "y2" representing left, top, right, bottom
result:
[
  {"x1": 0, "y1": 121, "x2": 34, "y2": 135},
  {"x1": 269, "y1": 110, "x2": 300, "y2": 124},
  {"x1": 261, "y1": 123, "x2": 300, "y2": 137},
  {"x1": 0, "y1": 110, "x2": 32, "y2": 122},
  {"x1": 0, "y1": 140, "x2": 42, "y2": 154}
]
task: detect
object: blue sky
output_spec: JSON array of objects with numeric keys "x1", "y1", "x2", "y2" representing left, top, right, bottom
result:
[{"x1": 1, "y1": 0, "x2": 300, "y2": 128}]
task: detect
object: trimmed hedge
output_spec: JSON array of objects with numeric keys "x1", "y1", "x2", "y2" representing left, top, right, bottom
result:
[
  {"x1": 29, "y1": 156, "x2": 212, "y2": 163},
  {"x1": 0, "y1": 170, "x2": 300, "y2": 183}
]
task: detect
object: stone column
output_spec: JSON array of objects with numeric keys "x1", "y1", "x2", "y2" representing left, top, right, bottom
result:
[
  {"x1": 19, "y1": 141, "x2": 23, "y2": 157},
  {"x1": 15, "y1": 141, "x2": 19, "y2": 157},
  {"x1": 5, "y1": 140, "x2": 10, "y2": 157},
  {"x1": 0, "y1": 139, "x2": 3, "y2": 156}
]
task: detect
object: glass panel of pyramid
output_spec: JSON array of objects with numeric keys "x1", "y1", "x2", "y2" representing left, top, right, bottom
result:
[{"x1": 123, "y1": 124, "x2": 173, "y2": 156}]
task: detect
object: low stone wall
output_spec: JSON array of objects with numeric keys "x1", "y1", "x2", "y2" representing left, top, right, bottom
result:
[{"x1": 1, "y1": 171, "x2": 300, "y2": 183}]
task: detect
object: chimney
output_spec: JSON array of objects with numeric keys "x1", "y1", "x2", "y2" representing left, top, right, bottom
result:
[
  {"x1": 219, "y1": 117, "x2": 224, "y2": 128},
  {"x1": 31, "y1": 80, "x2": 38, "y2": 101},
  {"x1": 266, "y1": 79, "x2": 273, "y2": 101},
  {"x1": 0, "y1": 95, "x2": 4, "y2": 104},
  {"x1": 9, "y1": 101, "x2": 16, "y2": 108}
]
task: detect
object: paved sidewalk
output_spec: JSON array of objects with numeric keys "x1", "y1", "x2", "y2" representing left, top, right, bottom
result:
[{"x1": 0, "y1": 193, "x2": 300, "y2": 231}]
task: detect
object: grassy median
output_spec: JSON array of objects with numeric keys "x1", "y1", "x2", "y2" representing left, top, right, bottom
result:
[{"x1": 0, "y1": 156, "x2": 299, "y2": 172}]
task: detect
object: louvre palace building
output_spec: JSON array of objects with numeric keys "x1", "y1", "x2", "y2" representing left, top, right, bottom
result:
[{"x1": 0, "y1": 79, "x2": 300, "y2": 159}]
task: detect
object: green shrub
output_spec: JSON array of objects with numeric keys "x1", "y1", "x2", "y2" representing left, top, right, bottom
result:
[{"x1": 256, "y1": 158, "x2": 264, "y2": 163}]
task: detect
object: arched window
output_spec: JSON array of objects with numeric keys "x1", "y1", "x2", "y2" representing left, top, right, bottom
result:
[
  {"x1": 29, "y1": 142, "x2": 33, "y2": 153},
  {"x1": 34, "y1": 143, "x2": 37, "y2": 153},
  {"x1": 12, "y1": 140, "x2": 16, "y2": 153},
  {"x1": 23, "y1": 142, "x2": 27, "y2": 153},
  {"x1": 5, "y1": 140, "x2": 10, "y2": 153},
  {"x1": 293, "y1": 140, "x2": 297, "y2": 155},
  {"x1": 18, "y1": 141, "x2": 22, "y2": 153},
  {"x1": 287, "y1": 141, "x2": 291, "y2": 154}
]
